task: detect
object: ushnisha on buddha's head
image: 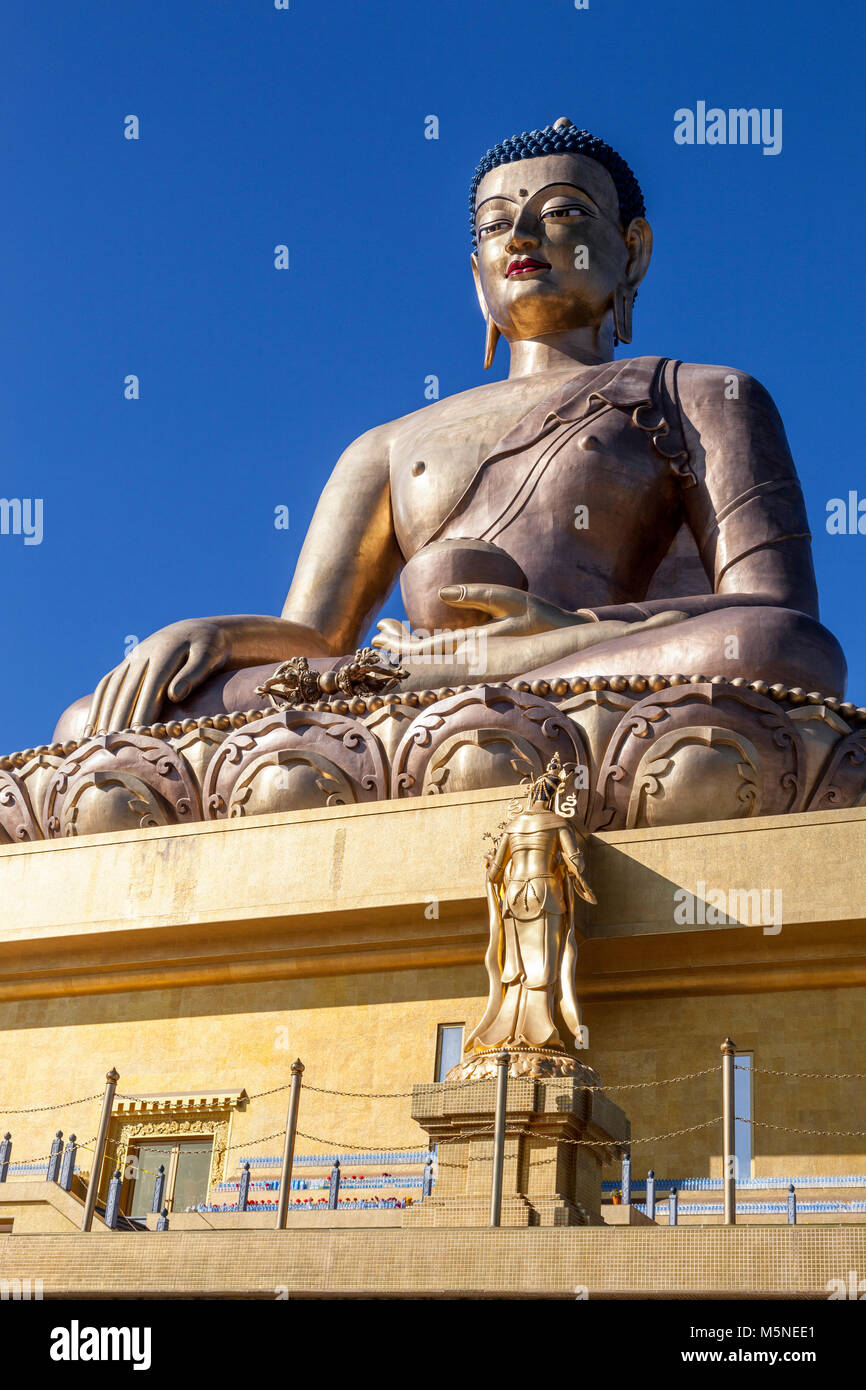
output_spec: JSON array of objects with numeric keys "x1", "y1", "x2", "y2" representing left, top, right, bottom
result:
[{"x1": 470, "y1": 118, "x2": 652, "y2": 365}]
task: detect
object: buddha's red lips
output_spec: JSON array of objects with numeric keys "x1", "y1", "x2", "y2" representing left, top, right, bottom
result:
[{"x1": 506, "y1": 258, "x2": 551, "y2": 277}]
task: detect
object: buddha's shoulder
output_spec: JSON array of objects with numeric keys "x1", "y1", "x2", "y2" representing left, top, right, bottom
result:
[
  {"x1": 359, "y1": 360, "x2": 782, "y2": 454},
  {"x1": 374, "y1": 369, "x2": 581, "y2": 443},
  {"x1": 671, "y1": 361, "x2": 780, "y2": 416},
  {"x1": 335, "y1": 375, "x2": 563, "y2": 470}
]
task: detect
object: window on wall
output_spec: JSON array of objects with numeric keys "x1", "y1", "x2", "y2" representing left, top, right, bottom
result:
[
  {"x1": 435, "y1": 1024, "x2": 464, "y2": 1081},
  {"x1": 126, "y1": 1138, "x2": 214, "y2": 1218},
  {"x1": 734, "y1": 1052, "x2": 753, "y2": 1181}
]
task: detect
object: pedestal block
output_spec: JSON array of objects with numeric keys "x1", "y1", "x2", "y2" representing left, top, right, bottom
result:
[
  {"x1": 603, "y1": 1203, "x2": 656, "y2": 1226},
  {"x1": 406, "y1": 1072, "x2": 629, "y2": 1227}
]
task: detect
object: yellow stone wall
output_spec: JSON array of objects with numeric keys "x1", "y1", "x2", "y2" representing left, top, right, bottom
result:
[
  {"x1": 0, "y1": 968, "x2": 485, "y2": 1186},
  {"x1": 0, "y1": 793, "x2": 864, "y2": 1205},
  {"x1": 584, "y1": 985, "x2": 866, "y2": 1179},
  {"x1": 1, "y1": 971, "x2": 864, "y2": 1191}
]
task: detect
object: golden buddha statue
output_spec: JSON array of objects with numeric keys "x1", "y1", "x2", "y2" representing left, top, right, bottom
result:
[{"x1": 54, "y1": 117, "x2": 846, "y2": 744}]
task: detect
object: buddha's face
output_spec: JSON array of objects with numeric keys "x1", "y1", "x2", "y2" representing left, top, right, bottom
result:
[{"x1": 472, "y1": 152, "x2": 651, "y2": 342}]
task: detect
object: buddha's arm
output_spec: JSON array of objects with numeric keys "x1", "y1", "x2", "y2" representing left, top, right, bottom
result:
[
  {"x1": 577, "y1": 364, "x2": 820, "y2": 623},
  {"x1": 281, "y1": 424, "x2": 403, "y2": 655}
]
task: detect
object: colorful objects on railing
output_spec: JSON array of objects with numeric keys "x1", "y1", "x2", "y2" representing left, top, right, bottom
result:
[
  {"x1": 603, "y1": 1174, "x2": 866, "y2": 1192},
  {"x1": 199, "y1": 1197, "x2": 412, "y2": 1213},
  {"x1": 238, "y1": 1149, "x2": 432, "y2": 1168}
]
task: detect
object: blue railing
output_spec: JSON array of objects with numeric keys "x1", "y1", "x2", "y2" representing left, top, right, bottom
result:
[
  {"x1": 603, "y1": 1174, "x2": 866, "y2": 1193},
  {"x1": 647, "y1": 1200, "x2": 866, "y2": 1216},
  {"x1": 200, "y1": 1197, "x2": 410, "y2": 1213},
  {"x1": 238, "y1": 1149, "x2": 431, "y2": 1169},
  {"x1": 215, "y1": 1175, "x2": 423, "y2": 1192}
]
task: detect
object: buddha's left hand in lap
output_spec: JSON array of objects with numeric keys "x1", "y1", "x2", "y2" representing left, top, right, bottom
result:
[{"x1": 372, "y1": 584, "x2": 687, "y2": 682}]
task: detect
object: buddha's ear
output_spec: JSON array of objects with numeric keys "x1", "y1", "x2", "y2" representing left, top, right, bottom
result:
[
  {"x1": 471, "y1": 253, "x2": 501, "y2": 370},
  {"x1": 471, "y1": 252, "x2": 491, "y2": 317},
  {"x1": 623, "y1": 217, "x2": 653, "y2": 289}
]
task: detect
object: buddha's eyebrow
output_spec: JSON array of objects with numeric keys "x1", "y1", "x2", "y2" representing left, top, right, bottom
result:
[
  {"x1": 475, "y1": 194, "x2": 518, "y2": 213},
  {"x1": 476, "y1": 183, "x2": 602, "y2": 215},
  {"x1": 532, "y1": 182, "x2": 601, "y2": 208}
]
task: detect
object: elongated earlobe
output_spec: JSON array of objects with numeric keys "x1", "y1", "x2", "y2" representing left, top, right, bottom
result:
[
  {"x1": 483, "y1": 318, "x2": 501, "y2": 370},
  {"x1": 613, "y1": 285, "x2": 634, "y2": 346}
]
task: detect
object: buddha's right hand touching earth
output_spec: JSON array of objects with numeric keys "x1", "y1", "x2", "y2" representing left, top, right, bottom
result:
[{"x1": 84, "y1": 614, "x2": 332, "y2": 735}]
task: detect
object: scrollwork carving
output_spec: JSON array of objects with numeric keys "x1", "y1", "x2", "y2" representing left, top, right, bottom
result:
[
  {"x1": 43, "y1": 733, "x2": 202, "y2": 838},
  {"x1": 204, "y1": 708, "x2": 389, "y2": 817},
  {"x1": 592, "y1": 684, "x2": 805, "y2": 831},
  {"x1": 392, "y1": 686, "x2": 590, "y2": 813},
  {"x1": 0, "y1": 768, "x2": 41, "y2": 843},
  {"x1": 805, "y1": 729, "x2": 866, "y2": 811}
]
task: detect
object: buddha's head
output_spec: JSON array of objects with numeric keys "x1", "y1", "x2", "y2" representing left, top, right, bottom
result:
[{"x1": 470, "y1": 119, "x2": 652, "y2": 363}]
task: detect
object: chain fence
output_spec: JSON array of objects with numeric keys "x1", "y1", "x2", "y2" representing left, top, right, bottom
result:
[{"x1": 3, "y1": 1055, "x2": 866, "y2": 1224}]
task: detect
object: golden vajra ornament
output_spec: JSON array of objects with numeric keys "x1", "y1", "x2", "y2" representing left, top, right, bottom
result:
[{"x1": 255, "y1": 648, "x2": 408, "y2": 709}]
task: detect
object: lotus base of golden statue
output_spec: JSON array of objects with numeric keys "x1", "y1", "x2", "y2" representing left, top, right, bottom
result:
[{"x1": 446, "y1": 1046, "x2": 601, "y2": 1083}]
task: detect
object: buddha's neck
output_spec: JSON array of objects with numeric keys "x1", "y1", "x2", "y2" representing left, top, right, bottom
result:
[{"x1": 507, "y1": 323, "x2": 616, "y2": 379}]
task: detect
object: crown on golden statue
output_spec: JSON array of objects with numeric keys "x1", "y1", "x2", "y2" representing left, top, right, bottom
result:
[
  {"x1": 522, "y1": 752, "x2": 572, "y2": 809},
  {"x1": 485, "y1": 755, "x2": 579, "y2": 853}
]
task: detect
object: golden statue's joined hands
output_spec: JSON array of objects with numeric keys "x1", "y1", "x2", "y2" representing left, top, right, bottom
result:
[{"x1": 54, "y1": 116, "x2": 846, "y2": 744}]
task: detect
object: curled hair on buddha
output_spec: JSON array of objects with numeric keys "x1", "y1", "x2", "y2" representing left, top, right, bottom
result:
[{"x1": 469, "y1": 117, "x2": 646, "y2": 247}]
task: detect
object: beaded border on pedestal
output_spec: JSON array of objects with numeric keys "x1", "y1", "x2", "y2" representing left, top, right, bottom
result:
[{"x1": 2, "y1": 673, "x2": 862, "y2": 773}]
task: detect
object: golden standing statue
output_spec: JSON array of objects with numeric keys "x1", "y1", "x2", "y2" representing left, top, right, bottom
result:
[{"x1": 451, "y1": 755, "x2": 598, "y2": 1081}]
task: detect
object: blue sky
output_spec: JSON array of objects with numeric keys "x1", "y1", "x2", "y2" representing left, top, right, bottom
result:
[{"x1": 1, "y1": 0, "x2": 863, "y2": 752}]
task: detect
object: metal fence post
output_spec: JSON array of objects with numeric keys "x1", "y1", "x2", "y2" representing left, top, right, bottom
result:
[
  {"x1": 275, "y1": 1058, "x2": 304, "y2": 1229},
  {"x1": 238, "y1": 1162, "x2": 251, "y2": 1212},
  {"x1": 46, "y1": 1131, "x2": 63, "y2": 1183},
  {"x1": 156, "y1": 1207, "x2": 169, "y2": 1231},
  {"x1": 787, "y1": 1183, "x2": 797, "y2": 1226},
  {"x1": 81, "y1": 1067, "x2": 119, "y2": 1232},
  {"x1": 152, "y1": 1164, "x2": 166, "y2": 1214},
  {"x1": 0, "y1": 1132, "x2": 10, "y2": 1182},
  {"x1": 621, "y1": 1151, "x2": 631, "y2": 1206},
  {"x1": 489, "y1": 1051, "x2": 509, "y2": 1228},
  {"x1": 104, "y1": 1170, "x2": 122, "y2": 1229},
  {"x1": 669, "y1": 1186, "x2": 678, "y2": 1226},
  {"x1": 422, "y1": 1152, "x2": 435, "y2": 1199},
  {"x1": 328, "y1": 1158, "x2": 341, "y2": 1210},
  {"x1": 646, "y1": 1169, "x2": 656, "y2": 1222},
  {"x1": 59, "y1": 1134, "x2": 77, "y2": 1192},
  {"x1": 722, "y1": 1037, "x2": 737, "y2": 1226}
]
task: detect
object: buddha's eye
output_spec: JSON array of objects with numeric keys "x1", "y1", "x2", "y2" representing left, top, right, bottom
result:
[
  {"x1": 477, "y1": 219, "x2": 512, "y2": 240},
  {"x1": 541, "y1": 204, "x2": 588, "y2": 221}
]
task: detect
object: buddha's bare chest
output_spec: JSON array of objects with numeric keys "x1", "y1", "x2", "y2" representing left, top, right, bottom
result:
[
  {"x1": 390, "y1": 382, "x2": 549, "y2": 553},
  {"x1": 389, "y1": 376, "x2": 673, "y2": 561}
]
